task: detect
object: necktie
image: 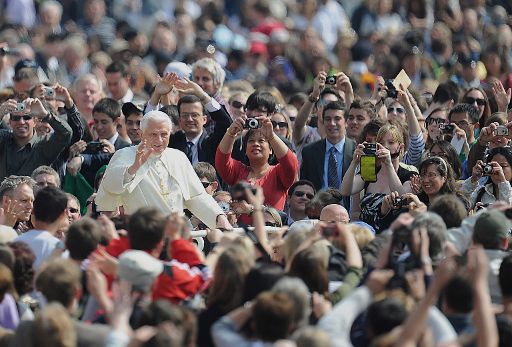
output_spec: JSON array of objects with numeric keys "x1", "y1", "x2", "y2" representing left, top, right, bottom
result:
[
  {"x1": 327, "y1": 147, "x2": 339, "y2": 189},
  {"x1": 185, "y1": 141, "x2": 193, "y2": 163}
]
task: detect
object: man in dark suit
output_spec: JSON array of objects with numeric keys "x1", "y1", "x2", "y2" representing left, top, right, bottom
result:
[
  {"x1": 300, "y1": 101, "x2": 355, "y2": 206},
  {"x1": 67, "y1": 98, "x2": 131, "y2": 186},
  {"x1": 168, "y1": 79, "x2": 232, "y2": 165}
]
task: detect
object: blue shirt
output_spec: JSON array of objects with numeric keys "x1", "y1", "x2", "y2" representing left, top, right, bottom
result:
[{"x1": 323, "y1": 138, "x2": 345, "y2": 189}]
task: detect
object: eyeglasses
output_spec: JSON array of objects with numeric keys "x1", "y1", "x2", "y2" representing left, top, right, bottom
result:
[
  {"x1": 68, "y1": 208, "x2": 79, "y2": 214},
  {"x1": 387, "y1": 107, "x2": 405, "y2": 114},
  {"x1": 180, "y1": 112, "x2": 202, "y2": 119},
  {"x1": 271, "y1": 120, "x2": 288, "y2": 128},
  {"x1": 230, "y1": 100, "x2": 245, "y2": 109},
  {"x1": 426, "y1": 117, "x2": 447, "y2": 125},
  {"x1": 201, "y1": 181, "x2": 213, "y2": 188},
  {"x1": 293, "y1": 191, "x2": 314, "y2": 199},
  {"x1": 463, "y1": 97, "x2": 486, "y2": 106},
  {"x1": 10, "y1": 115, "x2": 32, "y2": 121}
]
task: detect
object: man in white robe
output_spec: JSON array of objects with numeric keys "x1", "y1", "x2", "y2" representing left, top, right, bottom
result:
[{"x1": 95, "y1": 110, "x2": 231, "y2": 230}]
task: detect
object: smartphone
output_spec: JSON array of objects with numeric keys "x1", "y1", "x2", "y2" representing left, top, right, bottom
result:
[{"x1": 360, "y1": 155, "x2": 377, "y2": 182}]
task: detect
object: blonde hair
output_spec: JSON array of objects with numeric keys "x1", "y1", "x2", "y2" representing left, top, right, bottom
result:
[
  {"x1": 347, "y1": 224, "x2": 375, "y2": 250},
  {"x1": 272, "y1": 112, "x2": 293, "y2": 142},
  {"x1": 376, "y1": 124, "x2": 405, "y2": 158}
]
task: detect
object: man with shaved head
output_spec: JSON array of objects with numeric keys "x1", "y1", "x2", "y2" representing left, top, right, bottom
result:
[{"x1": 320, "y1": 204, "x2": 350, "y2": 224}]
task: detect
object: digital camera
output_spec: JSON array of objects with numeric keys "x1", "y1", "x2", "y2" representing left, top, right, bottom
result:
[
  {"x1": 483, "y1": 164, "x2": 494, "y2": 175},
  {"x1": 43, "y1": 87, "x2": 55, "y2": 98},
  {"x1": 325, "y1": 75, "x2": 337, "y2": 85},
  {"x1": 15, "y1": 102, "x2": 26, "y2": 112},
  {"x1": 363, "y1": 143, "x2": 377, "y2": 155},
  {"x1": 393, "y1": 196, "x2": 409, "y2": 208},
  {"x1": 496, "y1": 125, "x2": 509, "y2": 136},
  {"x1": 385, "y1": 80, "x2": 398, "y2": 98},
  {"x1": 244, "y1": 118, "x2": 260, "y2": 129},
  {"x1": 439, "y1": 123, "x2": 455, "y2": 134}
]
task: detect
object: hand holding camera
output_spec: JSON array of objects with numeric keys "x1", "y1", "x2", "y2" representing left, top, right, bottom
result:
[
  {"x1": 482, "y1": 161, "x2": 507, "y2": 183},
  {"x1": 0, "y1": 99, "x2": 18, "y2": 116}
]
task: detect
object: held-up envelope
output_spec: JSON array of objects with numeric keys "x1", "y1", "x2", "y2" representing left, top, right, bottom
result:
[{"x1": 392, "y1": 69, "x2": 412, "y2": 90}]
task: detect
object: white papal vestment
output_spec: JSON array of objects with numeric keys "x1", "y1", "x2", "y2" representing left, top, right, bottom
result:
[{"x1": 95, "y1": 146, "x2": 223, "y2": 229}]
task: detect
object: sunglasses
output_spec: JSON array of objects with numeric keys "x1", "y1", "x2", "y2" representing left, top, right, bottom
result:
[
  {"x1": 10, "y1": 115, "x2": 32, "y2": 121},
  {"x1": 426, "y1": 117, "x2": 447, "y2": 125},
  {"x1": 230, "y1": 100, "x2": 245, "y2": 109},
  {"x1": 271, "y1": 120, "x2": 288, "y2": 128},
  {"x1": 387, "y1": 107, "x2": 405, "y2": 114},
  {"x1": 265, "y1": 222, "x2": 278, "y2": 227},
  {"x1": 463, "y1": 97, "x2": 486, "y2": 106},
  {"x1": 293, "y1": 191, "x2": 314, "y2": 199},
  {"x1": 201, "y1": 181, "x2": 213, "y2": 188},
  {"x1": 68, "y1": 208, "x2": 79, "y2": 214}
]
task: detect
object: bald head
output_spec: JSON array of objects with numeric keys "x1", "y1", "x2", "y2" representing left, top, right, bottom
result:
[{"x1": 320, "y1": 204, "x2": 349, "y2": 224}]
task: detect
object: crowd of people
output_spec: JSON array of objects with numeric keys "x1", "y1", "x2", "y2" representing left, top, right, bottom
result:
[{"x1": 0, "y1": 0, "x2": 512, "y2": 346}]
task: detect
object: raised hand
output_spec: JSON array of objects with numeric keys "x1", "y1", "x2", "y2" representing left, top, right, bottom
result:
[
  {"x1": 154, "y1": 73, "x2": 179, "y2": 96},
  {"x1": 491, "y1": 80, "x2": 511, "y2": 112},
  {"x1": 53, "y1": 83, "x2": 74, "y2": 108},
  {"x1": 175, "y1": 77, "x2": 207, "y2": 100},
  {"x1": 335, "y1": 72, "x2": 354, "y2": 105},
  {"x1": 128, "y1": 140, "x2": 154, "y2": 175},
  {"x1": 312, "y1": 71, "x2": 327, "y2": 98},
  {"x1": 410, "y1": 175, "x2": 422, "y2": 194},
  {"x1": 0, "y1": 99, "x2": 17, "y2": 116},
  {"x1": 24, "y1": 98, "x2": 49, "y2": 118}
]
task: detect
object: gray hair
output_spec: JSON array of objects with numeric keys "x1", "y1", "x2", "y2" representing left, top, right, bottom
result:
[
  {"x1": 40, "y1": 0, "x2": 63, "y2": 18},
  {"x1": 411, "y1": 212, "x2": 447, "y2": 263},
  {"x1": 66, "y1": 193, "x2": 80, "y2": 211},
  {"x1": 31, "y1": 166, "x2": 60, "y2": 187},
  {"x1": 73, "y1": 73, "x2": 104, "y2": 94},
  {"x1": 141, "y1": 111, "x2": 173, "y2": 132},
  {"x1": 272, "y1": 277, "x2": 311, "y2": 328},
  {"x1": 0, "y1": 176, "x2": 36, "y2": 199},
  {"x1": 191, "y1": 58, "x2": 226, "y2": 90}
]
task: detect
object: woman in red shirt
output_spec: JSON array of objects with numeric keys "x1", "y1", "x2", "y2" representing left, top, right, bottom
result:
[{"x1": 216, "y1": 116, "x2": 298, "y2": 211}]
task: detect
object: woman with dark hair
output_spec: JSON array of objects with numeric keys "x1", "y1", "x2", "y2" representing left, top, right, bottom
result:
[
  {"x1": 216, "y1": 111, "x2": 298, "y2": 211},
  {"x1": 462, "y1": 146, "x2": 512, "y2": 209},
  {"x1": 461, "y1": 87, "x2": 491, "y2": 131},
  {"x1": 417, "y1": 156, "x2": 468, "y2": 209},
  {"x1": 428, "y1": 140, "x2": 462, "y2": 179}
]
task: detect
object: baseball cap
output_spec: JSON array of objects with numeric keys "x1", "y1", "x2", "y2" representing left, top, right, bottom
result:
[
  {"x1": 118, "y1": 250, "x2": 164, "y2": 292},
  {"x1": 122, "y1": 102, "x2": 144, "y2": 116},
  {"x1": 473, "y1": 210, "x2": 512, "y2": 249}
]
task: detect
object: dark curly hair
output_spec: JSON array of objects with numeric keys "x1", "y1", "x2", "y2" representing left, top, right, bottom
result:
[{"x1": 8, "y1": 241, "x2": 35, "y2": 296}]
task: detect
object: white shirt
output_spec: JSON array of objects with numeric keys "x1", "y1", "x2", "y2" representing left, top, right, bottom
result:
[{"x1": 15, "y1": 230, "x2": 59, "y2": 269}]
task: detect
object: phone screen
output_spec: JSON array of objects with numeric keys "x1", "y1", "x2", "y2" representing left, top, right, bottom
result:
[{"x1": 360, "y1": 155, "x2": 377, "y2": 182}]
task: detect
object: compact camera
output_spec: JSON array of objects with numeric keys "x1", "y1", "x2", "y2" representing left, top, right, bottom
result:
[
  {"x1": 483, "y1": 164, "x2": 494, "y2": 175},
  {"x1": 439, "y1": 123, "x2": 455, "y2": 134},
  {"x1": 325, "y1": 75, "x2": 337, "y2": 85},
  {"x1": 231, "y1": 181, "x2": 258, "y2": 202},
  {"x1": 43, "y1": 87, "x2": 55, "y2": 98},
  {"x1": 363, "y1": 143, "x2": 377, "y2": 155},
  {"x1": 15, "y1": 102, "x2": 26, "y2": 112},
  {"x1": 385, "y1": 80, "x2": 398, "y2": 98},
  {"x1": 496, "y1": 125, "x2": 509, "y2": 136},
  {"x1": 393, "y1": 196, "x2": 409, "y2": 208},
  {"x1": 244, "y1": 118, "x2": 260, "y2": 129}
]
